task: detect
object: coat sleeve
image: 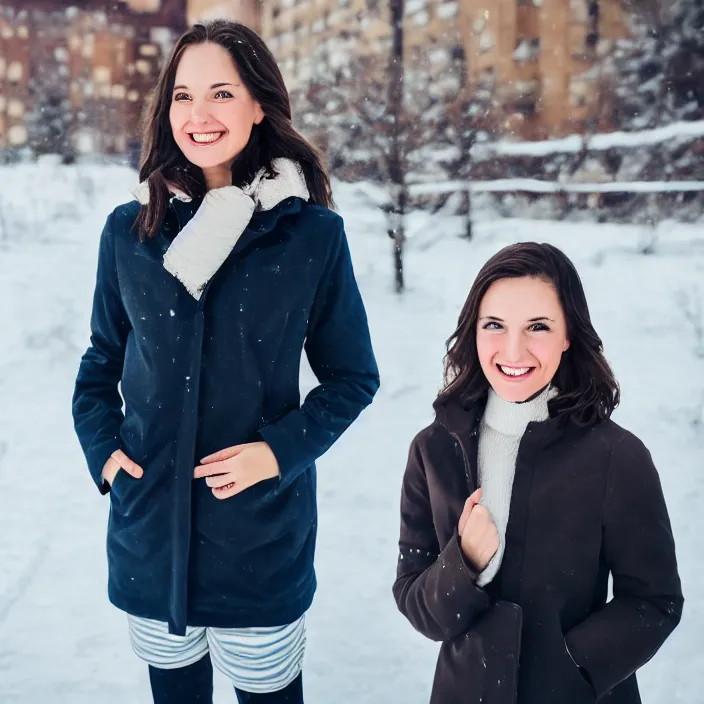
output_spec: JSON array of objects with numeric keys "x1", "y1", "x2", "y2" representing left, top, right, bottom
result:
[
  {"x1": 257, "y1": 217, "x2": 379, "y2": 489},
  {"x1": 72, "y1": 211, "x2": 131, "y2": 494},
  {"x1": 564, "y1": 431, "x2": 683, "y2": 697},
  {"x1": 392, "y1": 433, "x2": 492, "y2": 642}
]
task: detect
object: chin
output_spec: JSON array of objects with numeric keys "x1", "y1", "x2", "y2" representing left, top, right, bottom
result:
[
  {"x1": 491, "y1": 377, "x2": 543, "y2": 403},
  {"x1": 180, "y1": 151, "x2": 227, "y2": 170}
]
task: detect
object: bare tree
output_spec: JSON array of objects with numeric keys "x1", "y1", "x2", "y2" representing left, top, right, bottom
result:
[
  {"x1": 387, "y1": 0, "x2": 406, "y2": 292},
  {"x1": 442, "y1": 62, "x2": 497, "y2": 240}
]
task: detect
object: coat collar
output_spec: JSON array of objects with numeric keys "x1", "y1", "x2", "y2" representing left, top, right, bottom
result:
[
  {"x1": 141, "y1": 196, "x2": 305, "y2": 263},
  {"x1": 433, "y1": 391, "x2": 571, "y2": 447},
  {"x1": 170, "y1": 194, "x2": 304, "y2": 239}
]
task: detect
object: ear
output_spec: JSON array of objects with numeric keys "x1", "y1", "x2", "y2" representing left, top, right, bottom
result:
[
  {"x1": 253, "y1": 103, "x2": 265, "y2": 125},
  {"x1": 562, "y1": 338, "x2": 571, "y2": 352}
]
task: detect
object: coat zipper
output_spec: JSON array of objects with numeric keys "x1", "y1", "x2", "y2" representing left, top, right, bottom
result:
[
  {"x1": 442, "y1": 424, "x2": 478, "y2": 494},
  {"x1": 443, "y1": 422, "x2": 523, "y2": 702}
]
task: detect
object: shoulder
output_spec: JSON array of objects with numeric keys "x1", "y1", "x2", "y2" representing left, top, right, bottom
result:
[
  {"x1": 409, "y1": 420, "x2": 461, "y2": 463},
  {"x1": 586, "y1": 418, "x2": 651, "y2": 459},
  {"x1": 282, "y1": 202, "x2": 349, "y2": 270},
  {"x1": 289, "y1": 202, "x2": 344, "y2": 245},
  {"x1": 584, "y1": 419, "x2": 657, "y2": 488},
  {"x1": 106, "y1": 199, "x2": 141, "y2": 238},
  {"x1": 296, "y1": 202, "x2": 344, "y2": 230}
]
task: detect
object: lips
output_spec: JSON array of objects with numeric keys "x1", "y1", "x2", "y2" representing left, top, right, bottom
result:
[
  {"x1": 188, "y1": 131, "x2": 225, "y2": 145},
  {"x1": 497, "y1": 364, "x2": 535, "y2": 379}
]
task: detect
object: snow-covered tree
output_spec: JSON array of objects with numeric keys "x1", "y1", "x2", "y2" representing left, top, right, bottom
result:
[
  {"x1": 26, "y1": 93, "x2": 73, "y2": 160},
  {"x1": 608, "y1": 0, "x2": 704, "y2": 129}
]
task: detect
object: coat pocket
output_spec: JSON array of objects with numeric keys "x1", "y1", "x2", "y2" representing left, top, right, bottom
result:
[
  {"x1": 109, "y1": 468, "x2": 145, "y2": 518},
  {"x1": 109, "y1": 467, "x2": 128, "y2": 502},
  {"x1": 431, "y1": 600, "x2": 522, "y2": 704},
  {"x1": 558, "y1": 619, "x2": 597, "y2": 703}
]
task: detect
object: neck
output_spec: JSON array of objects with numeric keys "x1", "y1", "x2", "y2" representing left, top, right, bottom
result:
[
  {"x1": 483, "y1": 385, "x2": 553, "y2": 436},
  {"x1": 203, "y1": 165, "x2": 232, "y2": 191},
  {"x1": 517, "y1": 383, "x2": 551, "y2": 404}
]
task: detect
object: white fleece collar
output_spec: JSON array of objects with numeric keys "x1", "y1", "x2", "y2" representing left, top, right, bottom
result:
[
  {"x1": 132, "y1": 158, "x2": 309, "y2": 299},
  {"x1": 130, "y1": 158, "x2": 309, "y2": 210}
]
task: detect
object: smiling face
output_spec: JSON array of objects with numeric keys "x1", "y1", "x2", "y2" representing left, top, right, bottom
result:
[
  {"x1": 169, "y1": 42, "x2": 264, "y2": 190},
  {"x1": 476, "y1": 276, "x2": 570, "y2": 402}
]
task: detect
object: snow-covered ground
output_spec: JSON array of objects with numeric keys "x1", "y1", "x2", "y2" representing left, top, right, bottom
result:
[{"x1": 0, "y1": 163, "x2": 702, "y2": 703}]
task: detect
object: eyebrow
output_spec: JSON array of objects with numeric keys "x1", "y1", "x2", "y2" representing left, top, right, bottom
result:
[
  {"x1": 173, "y1": 82, "x2": 238, "y2": 91},
  {"x1": 479, "y1": 315, "x2": 556, "y2": 323}
]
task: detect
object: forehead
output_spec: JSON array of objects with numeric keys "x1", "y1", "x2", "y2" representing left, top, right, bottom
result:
[
  {"x1": 479, "y1": 276, "x2": 563, "y2": 317},
  {"x1": 174, "y1": 42, "x2": 240, "y2": 82}
]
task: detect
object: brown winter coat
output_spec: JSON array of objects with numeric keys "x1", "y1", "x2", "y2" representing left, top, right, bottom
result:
[{"x1": 393, "y1": 395, "x2": 683, "y2": 704}]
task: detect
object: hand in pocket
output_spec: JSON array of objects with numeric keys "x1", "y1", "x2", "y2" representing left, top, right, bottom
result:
[
  {"x1": 102, "y1": 450, "x2": 144, "y2": 487},
  {"x1": 194, "y1": 442, "x2": 280, "y2": 499}
]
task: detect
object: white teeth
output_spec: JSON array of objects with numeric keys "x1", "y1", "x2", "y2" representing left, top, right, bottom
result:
[
  {"x1": 190, "y1": 132, "x2": 223, "y2": 143},
  {"x1": 499, "y1": 365, "x2": 531, "y2": 377}
]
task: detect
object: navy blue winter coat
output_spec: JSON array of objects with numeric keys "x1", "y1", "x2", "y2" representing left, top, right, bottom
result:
[{"x1": 73, "y1": 194, "x2": 379, "y2": 636}]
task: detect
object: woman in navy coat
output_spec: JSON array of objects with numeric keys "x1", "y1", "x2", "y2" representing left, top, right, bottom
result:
[{"x1": 72, "y1": 20, "x2": 379, "y2": 704}]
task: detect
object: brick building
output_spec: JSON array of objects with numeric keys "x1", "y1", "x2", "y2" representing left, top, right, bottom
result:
[
  {"x1": 258, "y1": 0, "x2": 627, "y2": 139},
  {"x1": 0, "y1": 0, "x2": 628, "y2": 160},
  {"x1": 0, "y1": 0, "x2": 187, "y2": 156},
  {"x1": 188, "y1": 0, "x2": 260, "y2": 28}
]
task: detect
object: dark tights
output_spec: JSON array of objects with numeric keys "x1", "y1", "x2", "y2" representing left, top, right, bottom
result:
[{"x1": 148, "y1": 654, "x2": 304, "y2": 704}]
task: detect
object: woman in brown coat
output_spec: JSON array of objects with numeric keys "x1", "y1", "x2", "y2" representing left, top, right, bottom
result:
[{"x1": 393, "y1": 242, "x2": 683, "y2": 704}]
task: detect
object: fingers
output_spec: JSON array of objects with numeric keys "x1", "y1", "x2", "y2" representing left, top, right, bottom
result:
[
  {"x1": 459, "y1": 488, "x2": 483, "y2": 534},
  {"x1": 470, "y1": 503, "x2": 495, "y2": 528},
  {"x1": 205, "y1": 472, "x2": 237, "y2": 489},
  {"x1": 468, "y1": 488, "x2": 482, "y2": 506},
  {"x1": 102, "y1": 457, "x2": 121, "y2": 486},
  {"x1": 111, "y1": 450, "x2": 143, "y2": 479},
  {"x1": 458, "y1": 499, "x2": 473, "y2": 535},
  {"x1": 211, "y1": 481, "x2": 241, "y2": 500},
  {"x1": 194, "y1": 458, "x2": 231, "y2": 479},
  {"x1": 200, "y1": 445, "x2": 245, "y2": 464}
]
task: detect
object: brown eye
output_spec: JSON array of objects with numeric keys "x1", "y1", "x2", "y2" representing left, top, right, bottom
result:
[
  {"x1": 173, "y1": 93, "x2": 190, "y2": 101},
  {"x1": 214, "y1": 90, "x2": 233, "y2": 99},
  {"x1": 529, "y1": 323, "x2": 550, "y2": 332}
]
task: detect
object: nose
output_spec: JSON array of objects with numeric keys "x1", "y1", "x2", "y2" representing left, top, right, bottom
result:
[
  {"x1": 503, "y1": 329, "x2": 526, "y2": 364},
  {"x1": 189, "y1": 98, "x2": 210, "y2": 124}
]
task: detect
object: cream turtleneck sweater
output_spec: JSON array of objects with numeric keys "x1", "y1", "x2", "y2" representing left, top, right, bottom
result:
[{"x1": 476, "y1": 385, "x2": 553, "y2": 586}]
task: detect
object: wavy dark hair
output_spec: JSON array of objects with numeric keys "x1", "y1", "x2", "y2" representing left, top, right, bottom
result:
[
  {"x1": 437, "y1": 242, "x2": 620, "y2": 425},
  {"x1": 135, "y1": 20, "x2": 333, "y2": 239}
]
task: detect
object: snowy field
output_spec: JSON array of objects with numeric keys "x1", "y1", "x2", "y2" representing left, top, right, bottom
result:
[{"x1": 0, "y1": 162, "x2": 702, "y2": 703}]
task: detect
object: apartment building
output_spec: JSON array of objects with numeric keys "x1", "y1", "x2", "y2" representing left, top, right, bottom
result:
[
  {"x1": 256, "y1": 0, "x2": 626, "y2": 138},
  {"x1": 188, "y1": 0, "x2": 261, "y2": 28},
  {"x1": 0, "y1": 0, "x2": 187, "y2": 155}
]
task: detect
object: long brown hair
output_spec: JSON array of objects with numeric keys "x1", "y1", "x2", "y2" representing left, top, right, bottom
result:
[
  {"x1": 135, "y1": 20, "x2": 333, "y2": 239},
  {"x1": 437, "y1": 242, "x2": 620, "y2": 425}
]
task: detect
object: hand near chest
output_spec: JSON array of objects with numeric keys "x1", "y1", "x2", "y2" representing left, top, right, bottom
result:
[
  {"x1": 194, "y1": 441, "x2": 280, "y2": 499},
  {"x1": 458, "y1": 488, "x2": 499, "y2": 571}
]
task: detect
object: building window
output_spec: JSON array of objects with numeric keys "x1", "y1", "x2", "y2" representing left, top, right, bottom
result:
[
  {"x1": 450, "y1": 44, "x2": 465, "y2": 61},
  {"x1": 406, "y1": 0, "x2": 426, "y2": 13},
  {"x1": 7, "y1": 61, "x2": 23, "y2": 83},
  {"x1": 479, "y1": 31, "x2": 495, "y2": 53},
  {"x1": 513, "y1": 37, "x2": 540, "y2": 62},
  {"x1": 586, "y1": 1, "x2": 599, "y2": 49},
  {"x1": 437, "y1": 1, "x2": 458, "y2": 20}
]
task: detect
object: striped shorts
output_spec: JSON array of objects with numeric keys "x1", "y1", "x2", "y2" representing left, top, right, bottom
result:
[{"x1": 127, "y1": 614, "x2": 306, "y2": 694}]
